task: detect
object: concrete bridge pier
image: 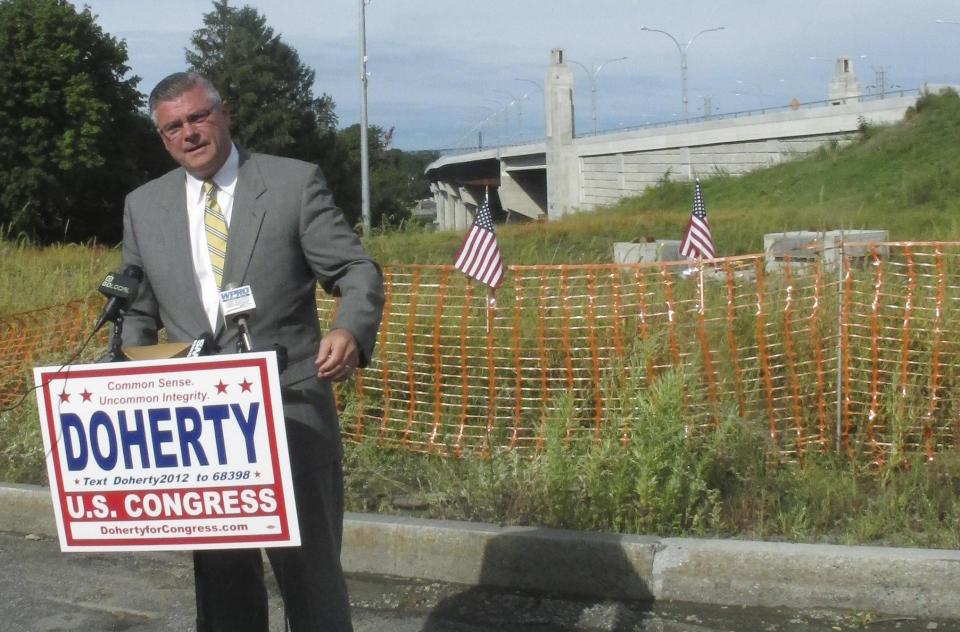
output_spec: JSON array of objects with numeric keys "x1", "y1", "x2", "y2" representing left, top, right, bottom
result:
[{"x1": 545, "y1": 48, "x2": 578, "y2": 219}]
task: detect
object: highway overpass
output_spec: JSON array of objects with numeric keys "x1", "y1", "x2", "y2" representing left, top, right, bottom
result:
[{"x1": 425, "y1": 49, "x2": 932, "y2": 231}]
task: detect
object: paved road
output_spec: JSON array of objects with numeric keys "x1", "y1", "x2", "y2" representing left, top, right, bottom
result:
[{"x1": 2, "y1": 530, "x2": 955, "y2": 632}]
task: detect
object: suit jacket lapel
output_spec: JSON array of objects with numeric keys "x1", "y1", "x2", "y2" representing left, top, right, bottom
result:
[
  {"x1": 156, "y1": 169, "x2": 211, "y2": 336},
  {"x1": 224, "y1": 150, "x2": 267, "y2": 288}
]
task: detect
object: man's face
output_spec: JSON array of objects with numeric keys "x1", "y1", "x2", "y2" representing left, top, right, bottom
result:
[{"x1": 153, "y1": 84, "x2": 232, "y2": 179}]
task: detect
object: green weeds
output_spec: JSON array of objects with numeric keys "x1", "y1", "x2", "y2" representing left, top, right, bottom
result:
[{"x1": 342, "y1": 342, "x2": 960, "y2": 547}]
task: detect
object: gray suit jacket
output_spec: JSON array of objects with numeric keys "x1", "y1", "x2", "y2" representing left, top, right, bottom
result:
[{"x1": 119, "y1": 149, "x2": 384, "y2": 460}]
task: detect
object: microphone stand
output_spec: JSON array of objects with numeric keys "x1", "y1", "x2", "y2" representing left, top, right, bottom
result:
[
  {"x1": 235, "y1": 318, "x2": 253, "y2": 354},
  {"x1": 98, "y1": 313, "x2": 126, "y2": 363},
  {"x1": 232, "y1": 318, "x2": 287, "y2": 372}
]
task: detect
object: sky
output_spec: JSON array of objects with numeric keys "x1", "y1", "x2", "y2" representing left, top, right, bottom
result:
[{"x1": 73, "y1": 0, "x2": 960, "y2": 152}]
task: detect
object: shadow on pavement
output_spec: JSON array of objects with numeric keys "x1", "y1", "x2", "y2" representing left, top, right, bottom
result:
[{"x1": 420, "y1": 528, "x2": 654, "y2": 631}]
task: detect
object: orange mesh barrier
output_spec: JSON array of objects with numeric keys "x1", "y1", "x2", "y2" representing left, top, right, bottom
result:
[
  {"x1": 7, "y1": 243, "x2": 960, "y2": 464},
  {"x1": 0, "y1": 297, "x2": 105, "y2": 409}
]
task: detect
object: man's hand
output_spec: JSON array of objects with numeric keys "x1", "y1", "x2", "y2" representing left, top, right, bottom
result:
[{"x1": 315, "y1": 328, "x2": 360, "y2": 381}]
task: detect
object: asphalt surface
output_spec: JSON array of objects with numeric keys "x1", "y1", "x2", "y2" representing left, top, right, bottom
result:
[
  {"x1": 5, "y1": 482, "x2": 960, "y2": 631},
  {"x1": 2, "y1": 529, "x2": 958, "y2": 632}
]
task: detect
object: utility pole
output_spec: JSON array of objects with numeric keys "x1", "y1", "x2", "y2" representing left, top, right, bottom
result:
[{"x1": 359, "y1": 0, "x2": 371, "y2": 232}]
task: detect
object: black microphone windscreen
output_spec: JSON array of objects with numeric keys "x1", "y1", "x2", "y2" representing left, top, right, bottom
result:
[
  {"x1": 123, "y1": 265, "x2": 144, "y2": 282},
  {"x1": 187, "y1": 332, "x2": 220, "y2": 357}
]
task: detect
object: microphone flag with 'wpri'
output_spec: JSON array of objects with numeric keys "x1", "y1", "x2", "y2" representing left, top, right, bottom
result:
[
  {"x1": 679, "y1": 179, "x2": 716, "y2": 260},
  {"x1": 220, "y1": 285, "x2": 256, "y2": 352},
  {"x1": 453, "y1": 192, "x2": 504, "y2": 291}
]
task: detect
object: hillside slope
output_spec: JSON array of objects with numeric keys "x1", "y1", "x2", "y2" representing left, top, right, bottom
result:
[{"x1": 366, "y1": 89, "x2": 960, "y2": 264}]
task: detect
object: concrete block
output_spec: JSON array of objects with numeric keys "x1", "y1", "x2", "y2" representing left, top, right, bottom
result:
[
  {"x1": 613, "y1": 240, "x2": 682, "y2": 264},
  {"x1": 763, "y1": 229, "x2": 889, "y2": 273},
  {"x1": 653, "y1": 537, "x2": 960, "y2": 619}
]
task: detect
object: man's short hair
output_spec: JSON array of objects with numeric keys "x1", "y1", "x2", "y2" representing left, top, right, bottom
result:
[{"x1": 148, "y1": 72, "x2": 222, "y2": 123}]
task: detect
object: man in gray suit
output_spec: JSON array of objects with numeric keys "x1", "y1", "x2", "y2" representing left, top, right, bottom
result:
[{"x1": 120, "y1": 71, "x2": 384, "y2": 632}]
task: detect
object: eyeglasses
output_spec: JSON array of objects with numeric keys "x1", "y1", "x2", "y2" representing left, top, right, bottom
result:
[{"x1": 157, "y1": 106, "x2": 218, "y2": 140}]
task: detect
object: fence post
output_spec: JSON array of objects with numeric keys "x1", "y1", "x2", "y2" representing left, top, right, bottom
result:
[{"x1": 835, "y1": 235, "x2": 844, "y2": 454}]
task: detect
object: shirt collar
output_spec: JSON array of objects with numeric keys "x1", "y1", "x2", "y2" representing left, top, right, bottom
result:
[{"x1": 185, "y1": 143, "x2": 240, "y2": 202}]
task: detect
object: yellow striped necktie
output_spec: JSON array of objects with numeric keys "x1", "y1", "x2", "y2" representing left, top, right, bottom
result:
[{"x1": 202, "y1": 180, "x2": 228, "y2": 288}]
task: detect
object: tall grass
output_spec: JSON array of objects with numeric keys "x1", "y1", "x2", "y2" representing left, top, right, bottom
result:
[
  {"x1": 0, "y1": 227, "x2": 118, "y2": 316},
  {"x1": 343, "y1": 356, "x2": 960, "y2": 548}
]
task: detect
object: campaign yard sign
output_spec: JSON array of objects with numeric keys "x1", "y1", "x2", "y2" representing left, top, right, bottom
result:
[{"x1": 33, "y1": 352, "x2": 300, "y2": 552}]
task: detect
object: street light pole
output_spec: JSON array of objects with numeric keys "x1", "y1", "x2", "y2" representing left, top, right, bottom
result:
[
  {"x1": 640, "y1": 25, "x2": 725, "y2": 122},
  {"x1": 494, "y1": 90, "x2": 524, "y2": 142},
  {"x1": 358, "y1": 0, "x2": 371, "y2": 232},
  {"x1": 483, "y1": 99, "x2": 509, "y2": 145},
  {"x1": 515, "y1": 79, "x2": 544, "y2": 139},
  {"x1": 478, "y1": 106, "x2": 501, "y2": 147},
  {"x1": 567, "y1": 56, "x2": 628, "y2": 134}
]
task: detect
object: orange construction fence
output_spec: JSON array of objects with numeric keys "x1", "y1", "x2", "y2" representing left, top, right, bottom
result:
[{"x1": 5, "y1": 242, "x2": 960, "y2": 464}]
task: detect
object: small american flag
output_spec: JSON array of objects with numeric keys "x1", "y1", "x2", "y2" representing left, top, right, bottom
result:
[
  {"x1": 454, "y1": 193, "x2": 504, "y2": 290},
  {"x1": 679, "y1": 179, "x2": 716, "y2": 260}
]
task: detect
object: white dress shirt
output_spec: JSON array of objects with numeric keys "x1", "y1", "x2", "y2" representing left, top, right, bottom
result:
[{"x1": 184, "y1": 144, "x2": 240, "y2": 331}]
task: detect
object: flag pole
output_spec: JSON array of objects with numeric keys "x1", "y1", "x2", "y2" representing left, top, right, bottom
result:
[
  {"x1": 698, "y1": 255, "x2": 705, "y2": 314},
  {"x1": 484, "y1": 186, "x2": 496, "y2": 333},
  {"x1": 453, "y1": 181, "x2": 504, "y2": 325}
]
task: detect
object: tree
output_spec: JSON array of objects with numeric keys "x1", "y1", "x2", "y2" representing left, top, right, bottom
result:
[
  {"x1": 0, "y1": 0, "x2": 148, "y2": 243},
  {"x1": 185, "y1": 1, "x2": 436, "y2": 232},
  {"x1": 186, "y1": 0, "x2": 338, "y2": 162},
  {"x1": 333, "y1": 124, "x2": 433, "y2": 229}
]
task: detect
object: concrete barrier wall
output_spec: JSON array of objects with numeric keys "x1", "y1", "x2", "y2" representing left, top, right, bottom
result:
[{"x1": 580, "y1": 132, "x2": 856, "y2": 208}]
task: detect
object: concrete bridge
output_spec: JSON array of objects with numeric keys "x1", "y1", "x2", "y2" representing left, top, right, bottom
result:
[{"x1": 425, "y1": 49, "x2": 928, "y2": 231}]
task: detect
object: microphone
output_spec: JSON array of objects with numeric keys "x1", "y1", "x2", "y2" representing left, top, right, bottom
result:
[
  {"x1": 187, "y1": 332, "x2": 219, "y2": 357},
  {"x1": 93, "y1": 265, "x2": 143, "y2": 332},
  {"x1": 220, "y1": 284, "x2": 256, "y2": 352}
]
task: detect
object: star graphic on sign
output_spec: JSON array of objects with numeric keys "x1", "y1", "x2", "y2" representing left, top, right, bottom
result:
[
  {"x1": 254, "y1": 471, "x2": 261, "y2": 478},
  {"x1": 59, "y1": 390, "x2": 70, "y2": 403},
  {"x1": 239, "y1": 378, "x2": 253, "y2": 393},
  {"x1": 81, "y1": 389, "x2": 92, "y2": 402},
  {"x1": 215, "y1": 380, "x2": 228, "y2": 394}
]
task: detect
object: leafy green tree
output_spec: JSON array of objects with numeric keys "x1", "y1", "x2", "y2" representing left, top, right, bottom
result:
[
  {"x1": 330, "y1": 126, "x2": 438, "y2": 229},
  {"x1": 186, "y1": 0, "x2": 338, "y2": 162},
  {"x1": 185, "y1": 1, "x2": 437, "y2": 231},
  {"x1": 393, "y1": 148, "x2": 440, "y2": 201},
  {"x1": 330, "y1": 124, "x2": 403, "y2": 228},
  {"x1": 0, "y1": 0, "x2": 147, "y2": 243}
]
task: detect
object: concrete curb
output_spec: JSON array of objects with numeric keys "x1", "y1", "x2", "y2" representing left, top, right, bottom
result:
[{"x1": 4, "y1": 482, "x2": 960, "y2": 619}]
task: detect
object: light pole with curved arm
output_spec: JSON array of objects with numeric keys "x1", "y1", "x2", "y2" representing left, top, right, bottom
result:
[
  {"x1": 494, "y1": 90, "x2": 527, "y2": 141},
  {"x1": 567, "y1": 56, "x2": 628, "y2": 134},
  {"x1": 515, "y1": 79, "x2": 544, "y2": 139},
  {"x1": 514, "y1": 78, "x2": 543, "y2": 94},
  {"x1": 640, "y1": 25, "x2": 725, "y2": 122}
]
